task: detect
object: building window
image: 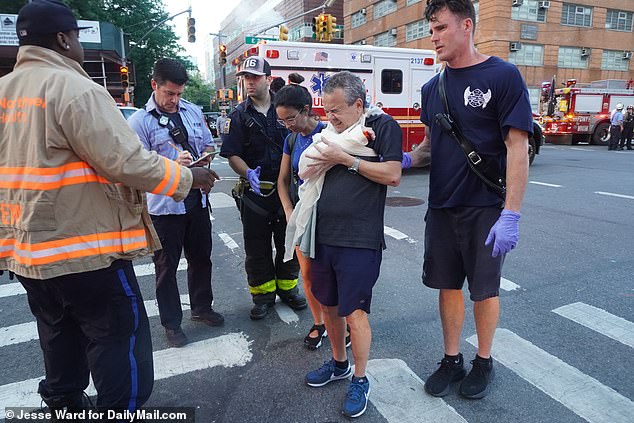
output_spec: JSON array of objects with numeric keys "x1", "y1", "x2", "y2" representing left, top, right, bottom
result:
[
  {"x1": 351, "y1": 10, "x2": 367, "y2": 28},
  {"x1": 561, "y1": 3, "x2": 592, "y2": 27},
  {"x1": 509, "y1": 43, "x2": 544, "y2": 66},
  {"x1": 511, "y1": 0, "x2": 547, "y2": 23},
  {"x1": 374, "y1": 31, "x2": 397, "y2": 47},
  {"x1": 520, "y1": 24, "x2": 538, "y2": 40},
  {"x1": 381, "y1": 70, "x2": 403, "y2": 94},
  {"x1": 406, "y1": 0, "x2": 421, "y2": 5},
  {"x1": 558, "y1": 46, "x2": 590, "y2": 68},
  {"x1": 602, "y1": 50, "x2": 631, "y2": 71},
  {"x1": 606, "y1": 9, "x2": 633, "y2": 32},
  {"x1": 528, "y1": 87, "x2": 540, "y2": 113},
  {"x1": 406, "y1": 19, "x2": 430, "y2": 41},
  {"x1": 374, "y1": 0, "x2": 398, "y2": 19}
]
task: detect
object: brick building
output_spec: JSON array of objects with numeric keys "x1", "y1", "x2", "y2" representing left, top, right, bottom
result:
[{"x1": 344, "y1": 0, "x2": 633, "y2": 108}]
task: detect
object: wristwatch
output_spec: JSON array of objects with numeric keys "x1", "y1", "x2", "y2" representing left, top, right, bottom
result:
[{"x1": 348, "y1": 156, "x2": 361, "y2": 173}]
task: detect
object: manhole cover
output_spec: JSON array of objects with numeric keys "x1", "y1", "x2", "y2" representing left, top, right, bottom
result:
[{"x1": 386, "y1": 196, "x2": 425, "y2": 207}]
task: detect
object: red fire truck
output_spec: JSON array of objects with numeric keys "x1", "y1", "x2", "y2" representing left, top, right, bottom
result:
[{"x1": 540, "y1": 79, "x2": 634, "y2": 146}]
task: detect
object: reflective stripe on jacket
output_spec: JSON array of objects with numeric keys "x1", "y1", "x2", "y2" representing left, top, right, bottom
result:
[{"x1": 0, "y1": 46, "x2": 193, "y2": 279}]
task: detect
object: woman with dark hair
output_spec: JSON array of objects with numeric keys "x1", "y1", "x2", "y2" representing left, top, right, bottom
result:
[{"x1": 275, "y1": 73, "x2": 349, "y2": 350}]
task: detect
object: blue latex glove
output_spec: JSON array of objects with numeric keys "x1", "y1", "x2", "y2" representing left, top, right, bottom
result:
[
  {"x1": 485, "y1": 209, "x2": 521, "y2": 257},
  {"x1": 402, "y1": 152, "x2": 412, "y2": 169},
  {"x1": 246, "y1": 166, "x2": 261, "y2": 195}
]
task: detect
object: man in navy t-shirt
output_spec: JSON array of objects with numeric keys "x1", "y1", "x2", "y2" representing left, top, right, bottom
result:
[{"x1": 404, "y1": 0, "x2": 532, "y2": 400}]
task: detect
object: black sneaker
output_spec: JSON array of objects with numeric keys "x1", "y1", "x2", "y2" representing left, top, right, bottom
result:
[
  {"x1": 250, "y1": 303, "x2": 274, "y2": 320},
  {"x1": 191, "y1": 309, "x2": 225, "y2": 326},
  {"x1": 424, "y1": 353, "x2": 467, "y2": 397},
  {"x1": 304, "y1": 324, "x2": 327, "y2": 350},
  {"x1": 459, "y1": 355, "x2": 495, "y2": 399}
]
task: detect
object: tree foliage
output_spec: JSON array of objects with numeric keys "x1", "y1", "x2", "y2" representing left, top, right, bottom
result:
[
  {"x1": 183, "y1": 72, "x2": 214, "y2": 111},
  {"x1": 3, "y1": 0, "x2": 195, "y2": 107}
]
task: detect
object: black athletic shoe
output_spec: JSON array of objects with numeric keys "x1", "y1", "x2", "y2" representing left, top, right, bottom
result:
[
  {"x1": 459, "y1": 355, "x2": 495, "y2": 399},
  {"x1": 250, "y1": 303, "x2": 274, "y2": 320},
  {"x1": 424, "y1": 353, "x2": 467, "y2": 397}
]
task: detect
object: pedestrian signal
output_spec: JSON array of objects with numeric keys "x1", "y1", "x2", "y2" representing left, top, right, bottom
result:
[
  {"x1": 119, "y1": 65, "x2": 129, "y2": 88},
  {"x1": 278, "y1": 25, "x2": 289, "y2": 41},
  {"x1": 187, "y1": 17, "x2": 196, "y2": 43},
  {"x1": 219, "y1": 44, "x2": 227, "y2": 65}
]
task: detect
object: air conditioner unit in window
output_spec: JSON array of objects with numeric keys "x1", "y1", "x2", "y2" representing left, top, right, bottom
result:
[
  {"x1": 538, "y1": 1, "x2": 550, "y2": 8},
  {"x1": 360, "y1": 8, "x2": 367, "y2": 15},
  {"x1": 580, "y1": 48, "x2": 590, "y2": 57},
  {"x1": 390, "y1": 28, "x2": 397, "y2": 36},
  {"x1": 360, "y1": 40, "x2": 367, "y2": 45},
  {"x1": 623, "y1": 52, "x2": 632, "y2": 60},
  {"x1": 509, "y1": 42, "x2": 521, "y2": 52},
  {"x1": 512, "y1": 0, "x2": 523, "y2": 7}
]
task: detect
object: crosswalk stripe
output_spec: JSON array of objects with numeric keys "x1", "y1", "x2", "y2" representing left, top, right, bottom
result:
[
  {"x1": 500, "y1": 277, "x2": 520, "y2": 291},
  {"x1": 467, "y1": 329, "x2": 634, "y2": 423},
  {"x1": 366, "y1": 359, "x2": 468, "y2": 423},
  {"x1": 0, "y1": 332, "x2": 252, "y2": 419},
  {"x1": 552, "y1": 302, "x2": 634, "y2": 349},
  {"x1": 274, "y1": 298, "x2": 298, "y2": 324},
  {"x1": 0, "y1": 282, "x2": 25, "y2": 298},
  {"x1": 383, "y1": 226, "x2": 417, "y2": 244},
  {"x1": 208, "y1": 192, "x2": 237, "y2": 208},
  {"x1": 133, "y1": 259, "x2": 186, "y2": 277},
  {"x1": 0, "y1": 296, "x2": 190, "y2": 349},
  {"x1": 218, "y1": 233, "x2": 239, "y2": 251}
]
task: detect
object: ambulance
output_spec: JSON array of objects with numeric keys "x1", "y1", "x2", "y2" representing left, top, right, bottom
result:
[{"x1": 234, "y1": 41, "x2": 438, "y2": 152}]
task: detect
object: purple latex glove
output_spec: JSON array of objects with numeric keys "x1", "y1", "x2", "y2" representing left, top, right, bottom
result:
[
  {"x1": 402, "y1": 152, "x2": 412, "y2": 169},
  {"x1": 246, "y1": 166, "x2": 261, "y2": 195},
  {"x1": 485, "y1": 209, "x2": 521, "y2": 257}
]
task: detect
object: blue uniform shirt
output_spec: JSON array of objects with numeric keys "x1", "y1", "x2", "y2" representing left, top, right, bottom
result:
[
  {"x1": 611, "y1": 111, "x2": 624, "y2": 126},
  {"x1": 128, "y1": 94, "x2": 215, "y2": 215},
  {"x1": 420, "y1": 56, "x2": 533, "y2": 208}
]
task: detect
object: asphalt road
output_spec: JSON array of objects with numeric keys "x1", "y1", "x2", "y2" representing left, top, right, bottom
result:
[{"x1": 1, "y1": 144, "x2": 632, "y2": 423}]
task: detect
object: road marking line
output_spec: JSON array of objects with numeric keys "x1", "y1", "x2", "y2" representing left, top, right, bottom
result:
[
  {"x1": 209, "y1": 192, "x2": 237, "y2": 208},
  {"x1": 529, "y1": 181, "x2": 563, "y2": 188},
  {"x1": 366, "y1": 359, "x2": 468, "y2": 423},
  {"x1": 0, "y1": 296, "x2": 190, "y2": 349},
  {"x1": 570, "y1": 147, "x2": 593, "y2": 152},
  {"x1": 274, "y1": 298, "x2": 299, "y2": 324},
  {"x1": 218, "y1": 233, "x2": 239, "y2": 251},
  {"x1": 467, "y1": 329, "x2": 634, "y2": 423},
  {"x1": 552, "y1": 302, "x2": 634, "y2": 349},
  {"x1": 0, "y1": 332, "x2": 252, "y2": 418},
  {"x1": 0, "y1": 283, "x2": 25, "y2": 298},
  {"x1": 595, "y1": 191, "x2": 634, "y2": 200},
  {"x1": 500, "y1": 277, "x2": 520, "y2": 291},
  {"x1": 383, "y1": 226, "x2": 417, "y2": 244}
]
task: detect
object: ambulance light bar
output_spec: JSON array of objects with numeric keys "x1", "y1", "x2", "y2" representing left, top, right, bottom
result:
[{"x1": 266, "y1": 50, "x2": 280, "y2": 59}]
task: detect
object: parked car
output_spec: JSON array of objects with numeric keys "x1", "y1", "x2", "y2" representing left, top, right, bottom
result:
[
  {"x1": 118, "y1": 106, "x2": 139, "y2": 120},
  {"x1": 203, "y1": 112, "x2": 220, "y2": 137}
]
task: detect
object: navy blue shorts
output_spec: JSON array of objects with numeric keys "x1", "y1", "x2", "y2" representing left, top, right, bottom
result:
[
  {"x1": 310, "y1": 244, "x2": 382, "y2": 316},
  {"x1": 422, "y1": 206, "x2": 504, "y2": 301}
]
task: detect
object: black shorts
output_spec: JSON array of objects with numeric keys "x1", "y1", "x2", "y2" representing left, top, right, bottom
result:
[
  {"x1": 311, "y1": 244, "x2": 382, "y2": 316},
  {"x1": 422, "y1": 206, "x2": 504, "y2": 301}
]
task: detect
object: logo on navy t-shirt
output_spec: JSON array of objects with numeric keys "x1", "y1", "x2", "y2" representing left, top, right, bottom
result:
[{"x1": 464, "y1": 87, "x2": 492, "y2": 109}]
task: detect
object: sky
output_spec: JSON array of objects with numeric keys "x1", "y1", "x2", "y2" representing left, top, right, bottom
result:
[{"x1": 163, "y1": 0, "x2": 236, "y2": 72}]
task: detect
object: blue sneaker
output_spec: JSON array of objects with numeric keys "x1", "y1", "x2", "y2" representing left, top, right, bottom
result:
[
  {"x1": 305, "y1": 359, "x2": 352, "y2": 387},
  {"x1": 342, "y1": 376, "x2": 371, "y2": 418}
]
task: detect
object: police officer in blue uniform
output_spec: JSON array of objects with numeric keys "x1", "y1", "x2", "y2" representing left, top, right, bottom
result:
[{"x1": 220, "y1": 58, "x2": 306, "y2": 319}]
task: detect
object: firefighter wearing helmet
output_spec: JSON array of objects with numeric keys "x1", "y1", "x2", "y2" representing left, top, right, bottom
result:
[{"x1": 609, "y1": 104, "x2": 625, "y2": 150}]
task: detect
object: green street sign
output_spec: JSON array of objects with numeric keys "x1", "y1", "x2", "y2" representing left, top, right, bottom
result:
[{"x1": 245, "y1": 36, "x2": 276, "y2": 44}]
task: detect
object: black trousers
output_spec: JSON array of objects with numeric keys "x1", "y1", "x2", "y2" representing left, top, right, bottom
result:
[
  {"x1": 609, "y1": 126, "x2": 622, "y2": 150},
  {"x1": 18, "y1": 260, "x2": 154, "y2": 410},
  {"x1": 620, "y1": 126, "x2": 633, "y2": 149},
  {"x1": 151, "y1": 204, "x2": 213, "y2": 330},
  {"x1": 240, "y1": 190, "x2": 299, "y2": 304}
]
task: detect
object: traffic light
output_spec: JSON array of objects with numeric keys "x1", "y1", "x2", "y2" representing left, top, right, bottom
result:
[
  {"x1": 187, "y1": 17, "x2": 196, "y2": 43},
  {"x1": 278, "y1": 25, "x2": 289, "y2": 41},
  {"x1": 325, "y1": 14, "x2": 337, "y2": 41},
  {"x1": 119, "y1": 65, "x2": 129, "y2": 88},
  {"x1": 312, "y1": 14, "x2": 327, "y2": 41},
  {"x1": 219, "y1": 44, "x2": 227, "y2": 65}
]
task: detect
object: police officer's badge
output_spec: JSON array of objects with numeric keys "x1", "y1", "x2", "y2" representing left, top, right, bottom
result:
[{"x1": 225, "y1": 118, "x2": 231, "y2": 132}]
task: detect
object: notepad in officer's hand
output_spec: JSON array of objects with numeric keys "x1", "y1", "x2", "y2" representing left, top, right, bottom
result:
[{"x1": 188, "y1": 151, "x2": 217, "y2": 167}]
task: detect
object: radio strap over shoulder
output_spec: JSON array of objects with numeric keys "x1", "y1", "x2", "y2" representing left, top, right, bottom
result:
[
  {"x1": 436, "y1": 70, "x2": 506, "y2": 199},
  {"x1": 148, "y1": 109, "x2": 199, "y2": 159}
]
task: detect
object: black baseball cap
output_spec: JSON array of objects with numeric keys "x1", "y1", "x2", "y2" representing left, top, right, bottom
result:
[
  {"x1": 236, "y1": 57, "x2": 271, "y2": 77},
  {"x1": 16, "y1": 0, "x2": 90, "y2": 39}
]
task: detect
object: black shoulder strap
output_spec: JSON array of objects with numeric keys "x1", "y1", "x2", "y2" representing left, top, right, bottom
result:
[
  {"x1": 238, "y1": 108, "x2": 283, "y2": 153},
  {"x1": 147, "y1": 109, "x2": 199, "y2": 159},
  {"x1": 437, "y1": 70, "x2": 506, "y2": 199}
]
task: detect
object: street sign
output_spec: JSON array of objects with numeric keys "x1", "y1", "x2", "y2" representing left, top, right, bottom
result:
[{"x1": 245, "y1": 36, "x2": 276, "y2": 44}]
